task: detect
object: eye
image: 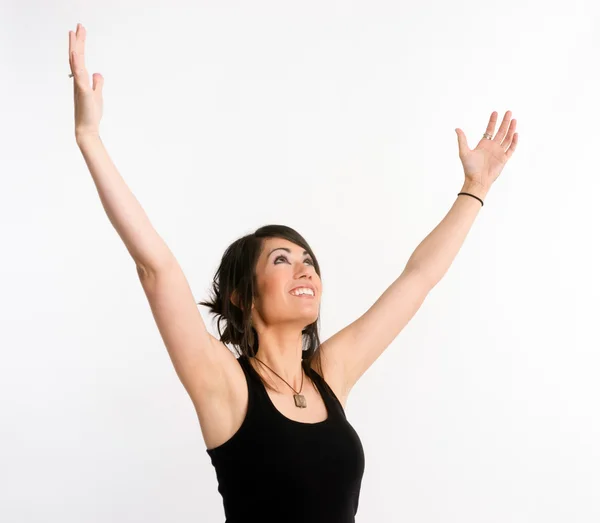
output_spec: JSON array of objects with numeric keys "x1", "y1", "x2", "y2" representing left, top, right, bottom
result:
[{"x1": 274, "y1": 255, "x2": 314, "y2": 266}]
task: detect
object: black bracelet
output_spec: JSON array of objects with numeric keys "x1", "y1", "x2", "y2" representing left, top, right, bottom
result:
[{"x1": 457, "y1": 192, "x2": 484, "y2": 207}]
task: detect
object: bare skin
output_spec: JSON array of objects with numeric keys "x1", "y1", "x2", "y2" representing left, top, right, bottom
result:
[{"x1": 69, "y1": 23, "x2": 518, "y2": 452}]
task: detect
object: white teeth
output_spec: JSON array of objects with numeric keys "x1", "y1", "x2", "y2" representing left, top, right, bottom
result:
[{"x1": 291, "y1": 288, "x2": 314, "y2": 296}]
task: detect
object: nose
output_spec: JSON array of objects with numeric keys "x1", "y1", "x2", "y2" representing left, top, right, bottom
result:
[{"x1": 294, "y1": 263, "x2": 312, "y2": 279}]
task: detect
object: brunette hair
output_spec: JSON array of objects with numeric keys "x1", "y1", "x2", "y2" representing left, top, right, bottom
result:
[{"x1": 198, "y1": 225, "x2": 324, "y2": 390}]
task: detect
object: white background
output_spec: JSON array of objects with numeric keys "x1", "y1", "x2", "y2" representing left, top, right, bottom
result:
[{"x1": 2, "y1": 1, "x2": 599, "y2": 521}]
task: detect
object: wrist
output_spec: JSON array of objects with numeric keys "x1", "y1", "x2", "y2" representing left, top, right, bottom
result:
[
  {"x1": 76, "y1": 131, "x2": 101, "y2": 147},
  {"x1": 460, "y1": 180, "x2": 489, "y2": 201}
]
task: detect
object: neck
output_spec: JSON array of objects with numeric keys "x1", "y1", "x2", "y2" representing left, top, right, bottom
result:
[{"x1": 252, "y1": 327, "x2": 305, "y2": 390}]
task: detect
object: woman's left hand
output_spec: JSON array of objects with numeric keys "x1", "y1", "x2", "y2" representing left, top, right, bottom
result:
[{"x1": 455, "y1": 110, "x2": 518, "y2": 190}]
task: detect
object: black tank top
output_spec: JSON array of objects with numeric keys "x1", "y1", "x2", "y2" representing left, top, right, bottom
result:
[{"x1": 206, "y1": 355, "x2": 365, "y2": 523}]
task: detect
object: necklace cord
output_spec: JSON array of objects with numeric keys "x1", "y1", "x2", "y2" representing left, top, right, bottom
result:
[{"x1": 254, "y1": 357, "x2": 304, "y2": 394}]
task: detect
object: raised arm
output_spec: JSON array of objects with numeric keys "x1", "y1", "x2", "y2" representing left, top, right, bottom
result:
[
  {"x1": 70, "y1": 26, "x2": 174, "y2": 274},
  {"x1": 68, "y1": 24, "x2": 240, "y2": 433}
]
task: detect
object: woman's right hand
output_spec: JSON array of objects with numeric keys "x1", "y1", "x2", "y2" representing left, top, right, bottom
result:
[{"x1": 69, "y1": 23, "x2": 104, "y2": 141}]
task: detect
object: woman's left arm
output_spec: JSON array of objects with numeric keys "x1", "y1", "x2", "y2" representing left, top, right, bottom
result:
[
  {"x1": 320, "y1": 110, "x2": 519, "y2": 397},
  {"x1": 406, "y1": 180, "x2": 488, "y2": 288},
  {"x1": 409, "y1": 110, "x2": 519, "y2": 286}
]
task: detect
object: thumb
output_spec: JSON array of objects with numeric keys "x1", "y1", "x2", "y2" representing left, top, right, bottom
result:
[
  {"x1": 455, "y1": 128, "x2": 469, "y2": 157},
  {"x1": 92, "y1": 73, "x2": 104, "y2": 93}
]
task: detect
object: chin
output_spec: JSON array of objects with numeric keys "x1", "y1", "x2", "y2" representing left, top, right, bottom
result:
[{"x1": 303, "y1": 310, "x2": 319, "y2": 326}]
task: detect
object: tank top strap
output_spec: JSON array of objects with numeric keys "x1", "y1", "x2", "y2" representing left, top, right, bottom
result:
[
  {"x1": 235, "y1": 354, "x2": 263, "y2": 413},
  {"x1": 237, "y1": 354, "x2": 263, "y2": 387},
  {"x1": 306, "y1": 364, "x2": 347, "y2": 420},
  {"x1": 236, "y1": 353, "x2": 253, "y2": 377}
]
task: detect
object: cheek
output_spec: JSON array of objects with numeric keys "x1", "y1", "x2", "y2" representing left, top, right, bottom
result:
[{"x1": 257, "y1": 273, "x2": 288, "y2": 303}]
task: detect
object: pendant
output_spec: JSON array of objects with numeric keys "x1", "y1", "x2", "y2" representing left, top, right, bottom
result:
[{"x1": 294, "y1": 394, "x2": 307, "y2": 408}]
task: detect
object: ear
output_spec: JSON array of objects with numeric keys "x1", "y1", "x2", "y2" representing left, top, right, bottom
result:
[
  {"x1": 230, "y1": 290, "x2": 240, "y2": 308},
  {"x1": 230, "y1": 290, "x2": 256, "y2": 311}
]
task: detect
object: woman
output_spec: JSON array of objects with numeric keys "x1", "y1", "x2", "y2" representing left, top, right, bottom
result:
[{"x1": 69, "y1": 23, "x2": 518, "y2": 523}]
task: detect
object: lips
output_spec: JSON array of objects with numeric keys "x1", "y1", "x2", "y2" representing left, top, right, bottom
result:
[
  {"x1": 290, "y1": 292, "x2": 315, "y2": 298},
  {"x1": 289, "y1": 283, "x2": 316, "y2": 296}
]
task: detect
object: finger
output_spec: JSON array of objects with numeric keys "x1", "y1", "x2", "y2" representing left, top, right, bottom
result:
[
  {"x1": 484, "y1": 111, "x2": 498, "y2": 138},
  {"x1": 494, "y1": 110, "x2": 512, "y2": 143},
  {"x1": 455, "y1": 128, "x2": 470, "y2": 156},
  {"x1": 71, "y1": 49, "x2": 90, "y2": 89},
  {"x1": 68, "y1": 30, "x2": 76, "y2": 72},
  {"x1": 501, "y1": 119, "x2": 517, "y2": 150},
  {"x1": 505, "y1": 133, "x2": 518, "y2": 160},
  {"x1": 92, "y1": 73, "x2": 104, "y2": 93},
  {"x1": 76, "y1": 24, "x2": 86, "y2": 63}
]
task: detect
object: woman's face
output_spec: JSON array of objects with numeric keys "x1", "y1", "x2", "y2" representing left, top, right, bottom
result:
[{"x1": 251, "y1": 237, "x2": 321, "y2": 330}]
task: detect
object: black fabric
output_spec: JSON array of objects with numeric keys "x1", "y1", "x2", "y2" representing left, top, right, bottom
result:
[{"x1": 206, "y1": 354, "x2": 365, "y2": 523}]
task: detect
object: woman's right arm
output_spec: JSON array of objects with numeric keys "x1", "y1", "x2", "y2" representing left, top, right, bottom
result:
[
  {"x1": 76, "y1": 133, "x2": 174, "y2": 275},
  {"x1": 69, "y1": 24, "x2": 240, "y2": 415},
  {"x1": 77, "y1": 133, "x2": 243, "y2": 439}
]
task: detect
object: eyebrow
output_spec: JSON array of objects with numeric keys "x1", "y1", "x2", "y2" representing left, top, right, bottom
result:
[{"x1": 268, "y1": 247, "x2": 311, "y2": 258}]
